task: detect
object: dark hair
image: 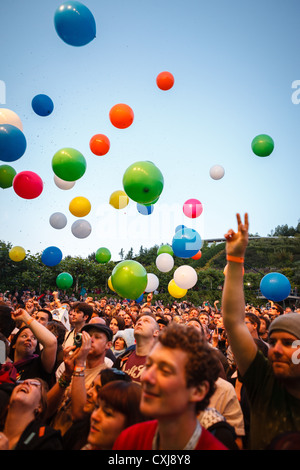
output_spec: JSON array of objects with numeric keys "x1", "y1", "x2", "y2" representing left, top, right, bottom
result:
[
  {"x1": 245, "y1": 312, "x2": 261, "y2": 331},
  {"x1": 9, "y1": 326, "x2": 40, "y2": 361},
  {"x1": 0, "y1": 304, "x2": 16, "y2": 338},
  {"x1": 73, "y1": 302, "x2": 94, "y2": 321},
  {"x1": 158, "y1": 323, "x2": 220, "y2": 412},
  {"x1": 99, "y1": 368, "x2": 132, "y2": 386},
  {"x1": 37, "y1": 309, "x2": 53, "y2": 322},
  {"x1": 98, "y1": 380, "x2": 145, "y2": 427},
  {"x1": 110, "y1": 315, "x2": 125, "y2": 330}
]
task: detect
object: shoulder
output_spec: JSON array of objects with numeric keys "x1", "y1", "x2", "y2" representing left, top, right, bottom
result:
[
  {"x1": 113, "y1": 420, "x2": 158, "y2": 450},
  {"x1": 197, "y1": 427, "x2": 228, "y2": 450},
  {"x1": 15, "y1": 420, "x2": 63, "y2": 450}
]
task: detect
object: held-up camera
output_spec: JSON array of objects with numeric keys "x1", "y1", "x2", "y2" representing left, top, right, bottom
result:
[{"x1": 74, "y1": 333, "x2": 82, "y2": 348}]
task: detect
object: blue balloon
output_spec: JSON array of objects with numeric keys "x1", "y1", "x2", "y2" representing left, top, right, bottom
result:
[
  {"x1": 0, "y1": 124, "x2": 26, "y2": 162},
  {"x1": 175, "y1": 224, "x2": 186, "y2": 232},
  {"x1": 54, "y1": 1, "x2": 96, "y2": 47},
  {"x1": 135, "y1": 293, "x2": 145, "y2": 303},
  {"x1": 260, "y1": 272, "x2": 291, "y2": 302},
  {"x1": 172, "y1": 227, "x2": 202, "y2": 258},
  {"x1": 41, "y1": 246, "x2": 63, "y2": 267},
  {"x1": 137, "y1": 203, "x2": 154, "y2": 215},
  {"x1": 32, "y1": 94, "x2": 54, "y2": 116}
]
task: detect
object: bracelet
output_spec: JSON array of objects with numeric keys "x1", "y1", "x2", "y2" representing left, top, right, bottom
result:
[
  {"x1": 73, "y1": 372, "x2": 85, "y2": 377},
  {"x1": 58, "y1": 375, "x2": 71, "y2": 389},
  {"x1": 74, "y1": 365, "x2": 86, "y2": 373},
  {"x1": 226, "y1": 255, "x2": 244, "y2": 263},
  {"x1": 25, "y1": 317, "x2": 35, "y2": 327}
]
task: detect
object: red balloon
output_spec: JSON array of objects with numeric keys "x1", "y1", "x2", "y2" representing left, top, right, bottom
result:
[
  {"x1": 13, "y1": 170, "x2": 43, "y2": 199},
  {"x1": 156, "y1": 71, "x2": 174, "y2": 90},
  {"x1": 109, "y1": 103, "x2": 134, "y2": 129},
  {"x1": 89, "y1": 134, "x2": 110, "y2": 156},
  {"x1": 192, "y1": 250, "x2": 202, "y2": 260}
]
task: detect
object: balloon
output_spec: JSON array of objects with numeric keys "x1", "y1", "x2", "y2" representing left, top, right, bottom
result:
[
  {"x1": 168, "y1": 279, "x2": 187, "y2": 299},
  {"x1": 0, "y1": 108, "x2": 23, "y2": 130},
  {"x1": 111, "y1": 260, "x2": 148, "y2": 300},
  {"x1": 183, "y1": 198, "x2": 203, "y2": 219},
  {"x1": 0, "y1": 164, "x2": 16, "y2": 188},
  {"x1": 145, "y1": 273, "x2": 159, "y2": 293},
  {"x1": 123, "y1": 161, "x2": 164, "y2": 204},
  {"x1": 32, "y1": 94, "x2": 54, "y2": 116},
  {"x1": 56, "y1": 272, "x2": 73, "y2": 289},
  {"x1": 109, "y1": 190, "x2": 129, "y2": 209},
  {"x1": 108, "y1": 276, "x2": 115, "y2": 292},
  {"x1": 174, "y1": 265, "x2": 198, "y2": 289},
  {"x1": 9, "y1": 246, "x2": 26, "y2": 262},
  {"x1": 95, "y1": 247, "x2": 111, "y2": 263},
  {"x1": 89, "y1": 134, "x2": 110, "y2": 156},
  {"x1": 69, "y1": 196, "x2": 91, "y2": 217},
  {"x1": 0, "y1": 124, "x2": 26, "y2": 162},
  {"x1": 109, "y1": 103, "x2": 134, "y2": 129},
  {"x1": 156, "y1": 71, "x2": 174, "y2": 90},
  {"x1": 251, "y1": 134, "x2": 274, "y2": 157},
  {"x1": 50, "y1": 212, "x2": 67, "y2": 229},
  {"x1": 172, "y1": 227, "x2": 202, "y2": 258},
  {"x1": 175, "y1": 224, "x2": 186, "y2": 233},
  {"x1": 54, "y1": 174, "x2": 75, "y2": 190},
  {"x1": 13, "y1": 171, "x2": 43, "y2": 199},
  {"x1": 260, "y1": 272, "x2": 291, "y2": 302},
  {"x1": 41, "y1": 246, "x2": 63, "y2": 267},
  {"x1": 155, "y1": 253, "x2": 174, "y2": 272},
  {"x1": 54, "y1": 1, "x2": 96, "y2": 47},
  {"x1": 210, "y1": 165, "x2": 225, "y2": 180},
  {"x1": 52, "y1": 148, "x2": 86, "y2": 181},
  {"x1": 157, "y1": 244, "x2": 173, "y2": 256},
  {"x1": 192, "y1": 250, "x2": 202, "y2": 260},
  {"x1": 71, "y1": 219, "x2": 91, "y2": 238},
  {"x1": 135, "y1": 293, "x2": 144, "y2": 303},
  {"x1": 137, "y1": 203, "x2": 154, "y2": 215}
]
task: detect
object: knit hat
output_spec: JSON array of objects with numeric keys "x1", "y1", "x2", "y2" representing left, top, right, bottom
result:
[{"x1": 268, "y1": 313, "x2": 300, "y2": 340}]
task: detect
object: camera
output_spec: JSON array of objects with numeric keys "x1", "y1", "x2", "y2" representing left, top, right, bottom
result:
[{"x1": 74, "y1": 333, "x2": 82, "y2": 348}]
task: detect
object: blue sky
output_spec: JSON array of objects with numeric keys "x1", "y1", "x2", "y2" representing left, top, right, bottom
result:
[{"x1": 0, "y1": 0, "x2": 299, "y2": 261}]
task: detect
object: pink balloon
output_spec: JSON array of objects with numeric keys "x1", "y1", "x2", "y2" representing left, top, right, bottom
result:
[
  {"x1": 183, "y1": 198, "x2": 203, "y2": 218},
  {"x1": 13, "y1": 171, "x2": 43, "y2": 199}
]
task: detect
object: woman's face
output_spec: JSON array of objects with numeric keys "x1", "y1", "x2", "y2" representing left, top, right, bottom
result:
[
  {"x1": 88, "y1": 400, "x2": 126, "y2": 450},
  {"x1": 109, "y1": 319, "x2": 119, "y2": 335},
  {"x1": 14, "y1": 328, "x2": 37, "y2": 358},
  {"x1": 114, "y1": 337, "x2": 126, "y2": 351},
  {"x1": 10, "y1": 379, "x2": 42, "y2": 414}
]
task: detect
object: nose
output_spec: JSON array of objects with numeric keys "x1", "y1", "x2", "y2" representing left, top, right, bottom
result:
[{"x1": 141, "y1": 364, "x2": 156, "y2": 385}]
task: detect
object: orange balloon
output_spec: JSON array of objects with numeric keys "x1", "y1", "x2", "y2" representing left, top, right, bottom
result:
[
  {"x1": 156, "y1": 71, "x2": 174, "y2": 90},
  {"x1": 192, "y1": 250, "x2": 202, "y2": 260},
  {"x1": 109, "y1": 103, "x2": 134, "y2": 129},
  {"x1": 89, "y1": 134, "x2": 110, "y2": 156}
]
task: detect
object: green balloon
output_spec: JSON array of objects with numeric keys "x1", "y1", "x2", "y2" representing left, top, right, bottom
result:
[
  {"x1": 0, "y1": 164, "x2": 16, "y2": 188},
  {"x1": 95, "y1": 247, "x2": 111, "y2": 263},
  {"x1": 56, "y1": 272, "x2": 73, "y2": 289},
  {"x1": 157, "y1": 244, "x2": 174, "y2": 256},
  {"x1": 52, "y1": 148, "x2": 86, "y2": 181},
  {"x1": 111, "y1": 260, "x2": 148, "y2": 299},
  {"x1": 251, "y1": 134, "x2": 274, "y2": 157},
  {"x1": 123, "y1": 161, "x2": 164, "y2": 204}
]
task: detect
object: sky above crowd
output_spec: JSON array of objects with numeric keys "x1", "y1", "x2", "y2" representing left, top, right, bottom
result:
[{"x1": 0, "y1": 0, "x2": 299, "y2": 262}]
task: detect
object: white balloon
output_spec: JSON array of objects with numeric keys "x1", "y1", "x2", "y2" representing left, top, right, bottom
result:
[
  {"x1": 209, "y1": 165, "x2": 225, "y2": 180},
  {"x1": 71, "y1": 219, "x2": 92, "y2": 238},
  {"x1": 49, "y1": 212, "x2": 67, "y2": 229},
  {"x1": 54, "y1": 174, "x2": 76, "y2": 190},
  {"x1": 0, "y1": 108, "x2": 23, "y2": 131},
  {"x1": 145, "y1": 273, "x2": 159, "y2": 293},
  {"x1": 155, "y1": 253, "x2": 174, "y2": 273},
  {"x1": 174, "y1": 265, "x2": 198, "y2": 289}
]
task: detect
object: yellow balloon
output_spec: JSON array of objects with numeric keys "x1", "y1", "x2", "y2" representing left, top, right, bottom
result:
[
  {"x1": 108, "y1": 276, "x2": 115, "y2": 292},
  {"x1": 109, "y1": 190, "x2": 129, "y2": 209},
  {"x1": 9, "y1": 246, "x2": 26, "y2": 262},
  {"x1": 69, "y1": 196, "x2": 91, "y2": 217},
  {"x1": 168, "y1": 279, "x2": 187, "y2": 298}
]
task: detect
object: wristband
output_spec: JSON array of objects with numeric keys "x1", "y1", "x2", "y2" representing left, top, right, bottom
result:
[
  {"x1": 226, "y1": 255, "x2": 244, "y2": 263},
  {"x1": 74, "y1": 365, "x2": 86, "y2": 373},
  {"x1": 25, "y1": 317, "x2": 35, "y2": 327}
]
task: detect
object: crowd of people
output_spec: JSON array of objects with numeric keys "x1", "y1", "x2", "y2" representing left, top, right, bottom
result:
[{"x1": 0, "y1": 213, "x2": 300, "y2": 450}]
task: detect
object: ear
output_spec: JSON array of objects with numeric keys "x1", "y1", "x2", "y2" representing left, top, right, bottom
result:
[{"x1": 189, "y1": 380, "x2": 210, "y2": 404}]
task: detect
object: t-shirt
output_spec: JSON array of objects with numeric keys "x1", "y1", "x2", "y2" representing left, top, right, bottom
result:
[
  {"x1": 113, "y1": 420, "x2": 227, "y2": 450},
  {"x1": 240, "y1": 350, "x2": 300, "y2": 449},
  {"x1": 120, "y1": 350, "x2": 147, "y2": 384}
]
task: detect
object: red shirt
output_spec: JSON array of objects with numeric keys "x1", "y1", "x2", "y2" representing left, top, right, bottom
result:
[{"x1": 113, "y1": 420, "x2": 228, "y2": 450}]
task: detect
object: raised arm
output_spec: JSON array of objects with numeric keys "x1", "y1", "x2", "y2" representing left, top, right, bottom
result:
[{"x1": 222, "y1": 213, "x2": 257, "y2": 376}]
